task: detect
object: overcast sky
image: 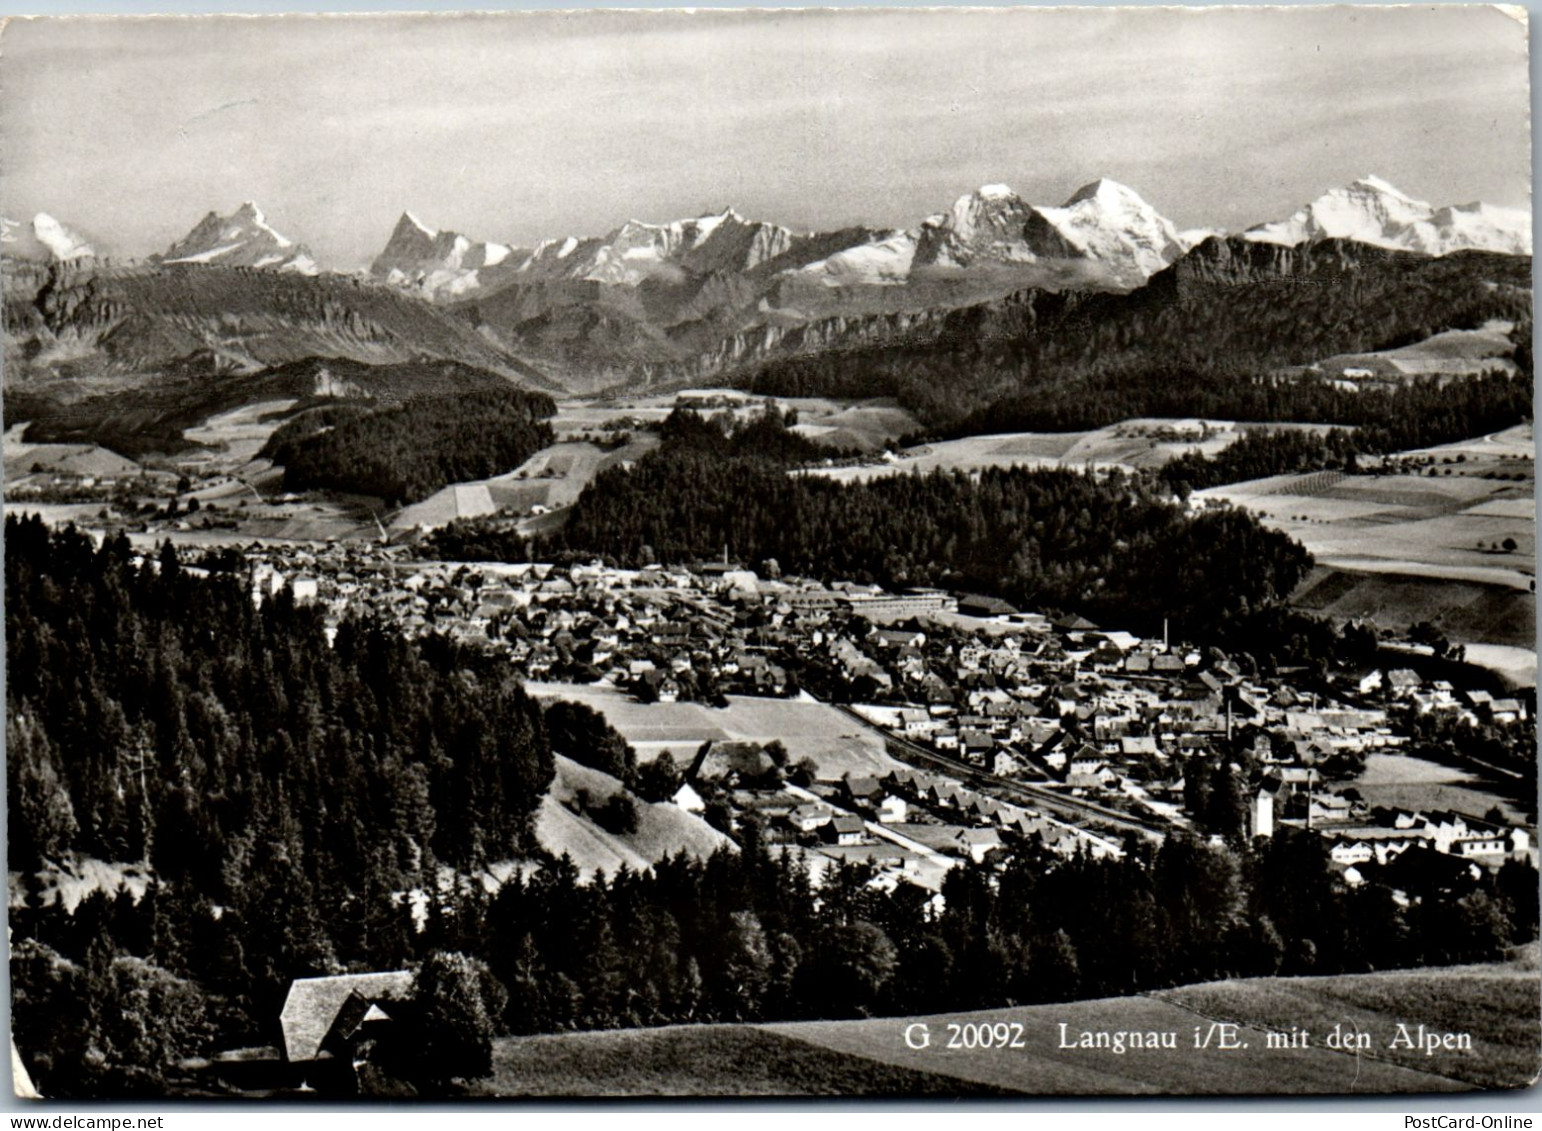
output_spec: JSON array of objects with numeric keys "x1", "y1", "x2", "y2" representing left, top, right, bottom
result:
[{"x1": 0, "y1": 5, "x2": 1530, "y2": 268}]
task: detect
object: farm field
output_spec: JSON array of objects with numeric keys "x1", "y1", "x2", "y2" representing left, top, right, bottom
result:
[
  {"x1": 1316, "y1": 319, "x2": 1519, "y2": 380},
  {"x1": 3, "y1": 434, "x2": 142, "y2": 481},
  {"x1": 524, "y1": 681, "x2": 901, "y2": 777},
  {"x1": 1353, "y1": 753, "x2": 1534, "y2": 824},
  {"x1": 1397, "y1": 423, "x2": 1536, "y2": 463},
  {"x1": 178, "y1": 398, "x2": 299, "y2": 469},
  {"x1": 1290, "y1": 568, "x2": 1534, "y2": 654},
  {"x1": 1200, "y1": 437, "x2": 1535, "y2": 665},
  {"x1": 1158, "y1": 946, "x2": 1541, "y2": 1092},
  {"x1": 3, "y1": 502, "x2": 115, "y2": 528},
  {"x1": 552, "y1": 391, "x2": 921, "y2": 452},
  {"x1": 476, "y1": 953, "x2": 1537, "y2": 1095},
  {"x1": 1462, "y1": 645, "x2": 1538, "y2": 689},
  {"x1": 1198, "y1": 471, "x2": 1534, "y2": 585},
  {"x1": 805, "y1": 419, "x2": 1337, "y2": 484}
]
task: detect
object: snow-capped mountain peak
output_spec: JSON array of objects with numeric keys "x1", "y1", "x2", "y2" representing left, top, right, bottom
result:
[
  {"x1": 1351, "y1": 173, "x2": 1422, "y2": 201},
  {"x1": 369, "y1": 211, "x2": 518, "y2": 296},
  {"x1": 782, "y1": 229, "x2": 918, "y2": 288},
  {"x1": 1032, "y1": 179, "x2": 1185, "y2": 278},
  {"x1": 918, "y1": 185, "x2": 1037, "y2": 268},
  {"x1": 232, "y1": 201, "x2": 294, "y2": 248},
  {"x1": 1243, "y1": 176, "x2": 1530, "y2": 255},
  {"x1": 909, "y1": 177, "x2": 1182, "y2": 280},
  {"x1": 31, "y1": 213, "x2": 97, "y2": 261},
  {"x1": 160, "y1": 202, "x2": 317, "y2": 273},
  {"x1": 400, "y1": 211, "x2": 437, "y2": 239},
  {"x1": 0, "y1": 213, "x2": 97, "y2": 262},
  {"x1": 508, "y1": 207, "x2": 800, "y2": 286}
]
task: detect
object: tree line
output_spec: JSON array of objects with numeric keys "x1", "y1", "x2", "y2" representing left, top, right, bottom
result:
[
  {"x1": 1135, "y1": 371, "x2": 1531, "y2": 497},
  {"x1": 1146, "y1": 366, "x2": 1535, "y2": 497},
  {"x1": 732, "y1": 240, "x2": 1531, "y2": 435},
  {"x1": 15, "y1": 815, "x2": 1536, "y2": 1095},
  {"x1": 434, "y1": 409, "x2": 1314, "y2": 642}
]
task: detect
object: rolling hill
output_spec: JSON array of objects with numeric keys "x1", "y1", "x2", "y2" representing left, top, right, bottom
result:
[
  {"x1": 736, "y1": 238, "x2": 1532, "y2": 431},
  {"x1": 479, "y1": 949, "x2": 1539, "y2": 1095},
  {"x1": 532, "y1": 754, "x2": 733, "y2": 879},
  {"x1": 10, "y1": 356, "x2": 537, "y2": 459},
  {"x1": 2, "y1": 259, "x2": 551, "y2": 391}
]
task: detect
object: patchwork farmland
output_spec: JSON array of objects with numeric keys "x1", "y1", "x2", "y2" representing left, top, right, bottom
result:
[
  {"x1": 1196, "y1": 425, "x2": 1536, "y2": 667},
  {"x1": 804, "y1": 419, "x2": 1339, "y2": 484}
]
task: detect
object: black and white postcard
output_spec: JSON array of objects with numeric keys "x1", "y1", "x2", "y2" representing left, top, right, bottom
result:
[{"x1": 2, "y1": 3, "x2": 1537, "y2": 1100}]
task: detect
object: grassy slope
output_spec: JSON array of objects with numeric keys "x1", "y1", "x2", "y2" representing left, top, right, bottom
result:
[
  {"x1": 474, "y1": 955, "x2": 1538, "y2": 1096},
  {"x1": 474, "y1": 1026, "x2": 1013, "y2": 1097},
  {"x1": 532, "y1": 755, "x2": 733, "y2": 879},
  {"x1": 1159, "y1": 963, "x2": 1540, "y2": 1092},
  {"x1": 762, "y1": 996, "x2": 1467, "y2": 1096}
]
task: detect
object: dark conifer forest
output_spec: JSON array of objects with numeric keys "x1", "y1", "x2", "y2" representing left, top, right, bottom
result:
[
  {"x1": 262, "y1": 387, "x2": 556, "y2": 505},
  {"x1": 432, "y1": 409, "x2": 1314, "y2": 641},
  {"x1": 734, "y1": 241, "x2": 1532, "y2": 433}
]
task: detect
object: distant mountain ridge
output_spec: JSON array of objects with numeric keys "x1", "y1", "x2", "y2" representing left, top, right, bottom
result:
[
  {"x1": 1, "y1": 257, "x2": 552, "y2": 392},
  {"x1": 370, "y1": 211, "x2": 517, "y2": 297},
  {"x1": 2, "y1": 175, "x2": 1530, "y2": 421},
  {"x1": 374, "y1": 179, "x2": 1194, "y2": 303},
  {"x1": 1244, "y1": 175, "x2": 1532, "y2": 257}
]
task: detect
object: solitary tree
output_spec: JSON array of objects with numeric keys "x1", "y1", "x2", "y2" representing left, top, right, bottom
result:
[{"x1": 411, "y1": 951, "x2": 507, "y2": 1092}]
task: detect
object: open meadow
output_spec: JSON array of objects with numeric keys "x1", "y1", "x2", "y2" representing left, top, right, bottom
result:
[
  {"x1": 389, "y1": 436, "x2": 659, "y2": 531},
  {"x1": 477, "y1": 950, "x2": 1538, "y2": 1095},
  {"x1": 178, "y1": 398, "x2": 299, "y2": 468},
  {"x1": 524, "y1": 681, "x2": 901, "y2": 778},
  {"x1": 1315, "y1": 319, "x2": 1519, "y2": 381},
  {"x1": 804, "y1": 419, "x2": 1338, "y2": 484},
  {"x1": 1198, "y1": 428, "x2": 1535, "y2": 668},
  {"x1": 552, "y1": 391, "x2": 921, "y2": 453},
  {"x1": 528, "y1": 755, "x2": 733, "y2": 877},
  {"x1": 1198, "y1": 469, "x2": 1534, "y2": 587},
  {"x1": 473, "y1": 1026, "x2": 1011, "y2": 1097}
]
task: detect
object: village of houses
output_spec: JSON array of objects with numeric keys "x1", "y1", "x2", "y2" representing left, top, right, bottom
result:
[{"x1": 230, "y1": 538, "x2": 1536, "y2": 904}]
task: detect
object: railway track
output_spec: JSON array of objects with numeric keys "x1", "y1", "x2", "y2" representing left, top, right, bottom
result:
[{"x1": 831, "y1": 704, "x2": 1171, "y2": 841}]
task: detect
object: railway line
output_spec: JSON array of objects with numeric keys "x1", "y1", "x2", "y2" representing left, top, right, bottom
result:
[{"x1": 831, "y1": 704, "x2": 1171, "y2": 842}]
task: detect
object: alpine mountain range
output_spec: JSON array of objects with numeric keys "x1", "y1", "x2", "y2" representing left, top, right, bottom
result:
[{"x1": 3, "y1": 173, "x2": 1532, "y2": 400}]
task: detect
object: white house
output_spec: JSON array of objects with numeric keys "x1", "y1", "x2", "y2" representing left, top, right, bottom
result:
[{"x1": 672, "y1": 782, "x2": 706, "y2": 814}]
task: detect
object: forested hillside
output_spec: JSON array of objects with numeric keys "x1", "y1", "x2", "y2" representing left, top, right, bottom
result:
[
  {"x1": 6, "y1": 518, "x2": 554, "y2": 1091},
  {"x1": 1152, "y1": 371, "x2": 1533, "y2": 494},
  {"x1": 734, "y1": 241, "x2": 1532, "y2": 433},
  {"x1": 263, "y1": 386, "x2": 556, "y2": 505}
]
